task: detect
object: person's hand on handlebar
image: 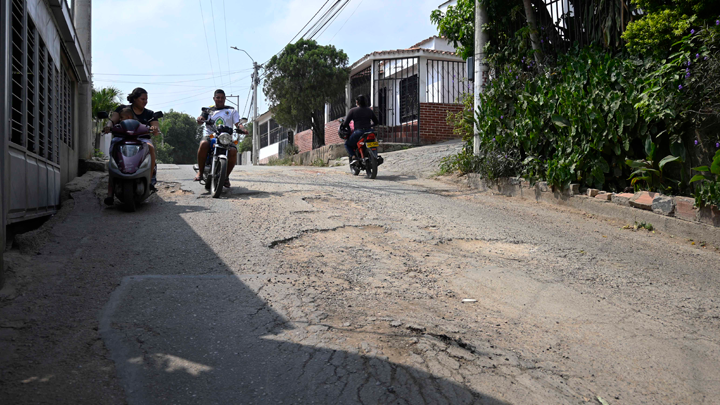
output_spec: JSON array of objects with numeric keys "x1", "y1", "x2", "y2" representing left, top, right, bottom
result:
[{"x1": 197, "y1": 116, "x2": 207, "y2": 125}]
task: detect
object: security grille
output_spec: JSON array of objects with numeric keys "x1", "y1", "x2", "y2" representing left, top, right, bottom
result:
[
  {"x1": 38, "y1": 37, "x2": 47, "y2": 159},
  {"x1": 55, "y1": 66, "x2": 61, "y2": 161},
  {"x1": 47, "y1": 58, "x2": 55, "y2": 163},
  {"x1": 10, "y1": 0, "x2": 25, "y2": 146},
  {"x1": 373, "y1": 57, "x2": 420, "y2": 144},
  {"x1": 26, "y1": 19, "x2": 36, "y2": 153},
  {"x1": 350, "y1": 67, "x2": 371, "y2": 106},
  {"x1": 426, "y1": 59, "x2": 471, "y2": 104},
  {"x1": 329, "y1": 94, "x2": 346, "y2": 121}
]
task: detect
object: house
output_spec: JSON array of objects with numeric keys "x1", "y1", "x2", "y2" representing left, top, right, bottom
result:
[
  {"x1": 1, "y1": 0, "x2": 93, "y2": 284},
  {"x1": 437, "y1": 0, "x2": 458, "y2": 13},
  {"x1": 257, "y1": 36, "x2": 470, "y2": 162}
]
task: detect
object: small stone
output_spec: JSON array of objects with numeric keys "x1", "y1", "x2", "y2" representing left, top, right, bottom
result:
[
  {"x1": 630, "y1": 191, "x2": 658, "y2": 210},
  {"x1": 390, "y1": 321, "x2": 403, "y2": 327},
  {"x1": 698, "y1": 205, "x2": 720, "y2": 226},
  {"x1": 594, "y1": 192, "x2": 611, "y2": 201},
  {"x1": 674, "y1": 197, "x2": 698, "y2": 222},
  {"x1": 652, "y1": 195, "x2": 675, "y2": 216},
  {"x1": 611, "y1": 193, "x2": 634, "y2": 206},
  {"x1": 406, "y1": 325, "x2": 426, "y2": 333},
  {"x1": 587, "y1": 188, "x2": 599, "y2": 197}
]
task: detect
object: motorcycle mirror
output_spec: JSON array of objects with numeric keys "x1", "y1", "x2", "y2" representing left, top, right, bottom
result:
[
  {"x1": 153, "y1": 111, "x2": 164, "y2": 119},
  {"x1": 97, "y1": 111, "x2": 109, "y2": 119},
  {"x1": 239, "y1": 118, "x2": 248, "y2": 125}
]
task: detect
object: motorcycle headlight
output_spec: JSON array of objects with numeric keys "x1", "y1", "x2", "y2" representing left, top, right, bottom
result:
[
  {"x1": 139, "y1": 155, "x2": 152, "y2": 170},
  {"x1": 218, "y1": 132, "x2": 232, "y2": 145},
  {"x1": 120, "y1": 145, "x2": 141, "y2": 157}
]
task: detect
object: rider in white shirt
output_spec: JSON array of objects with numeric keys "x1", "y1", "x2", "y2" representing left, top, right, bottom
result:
[{"x1": 194, "y1": 89, "x2": 245, "y2": 187}]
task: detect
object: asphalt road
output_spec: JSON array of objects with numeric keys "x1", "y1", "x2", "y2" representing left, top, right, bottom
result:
[{"x1": 1, "y1": 151, "x2": 719, "y2": 404}]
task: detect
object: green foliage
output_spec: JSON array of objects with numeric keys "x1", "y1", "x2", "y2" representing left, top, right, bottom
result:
[
  {"x1": 430, "y1": 0, "x2": 524, "y2": 60},
  {"x1": 311, "y1": 157, "x2": 327, "y2": 167},
  {"x1": 91, "y1": 86, "x2": 121, "y2": 117},
  {"x1": 238, "y1": 135, "x2": 253, "y2": 154},
  {"x1": 264, "y1": 39, "x2": 349, "y2": 149},
  {"x1": 160, "y1": 110, "x2": 202, "y2": 164},
  {"x1": 284, "y1": 143, "x2": 300, "y2": 156},
  {"x1": 155, "y1": 142, "x2": 174, "y2": 164},
  {"x1": 267, "y1": 156, "x2": 293, "y2": 166},
  {"x1": 690, "y1": 149, "x2": 720, "y2": 207},
  {"x1": 624, "y1": 0, "x2": 720, "y2": 55},
  {"x1": 626, "y1": 137, "x2": 682, "y2": 192},
  {"x1": 93, "y1": 149, "x2": 105, "y2": 159}
]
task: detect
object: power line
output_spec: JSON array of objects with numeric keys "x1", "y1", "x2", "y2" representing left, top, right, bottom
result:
[
  {"x1": 198, "y1": 0, "x2": 217, "y2": 87},
  {"x1": 304, "y1": 0, "x2": 342, "y2": 39},
  {"x1": 314, "y1": 0, "x2": 351, "y2": 40},
  {"x1": 242, "y1": 86, "x2": 252, "y2": 118},
  {"x1": 260, "y1": 0, "x2": 334, "y2": 66},
  {"x1": 329, "y1": 0, "x2": 363, "y2": 42},
  {"x1": 222, "y1": 0, "x2": 231, "y2": 84},
  {"x1": 151, "y1": 73, "x2": 251, "y2": 108},
  {"x1": 209, "y1": 0, "x2": 224, "y2": 86}
]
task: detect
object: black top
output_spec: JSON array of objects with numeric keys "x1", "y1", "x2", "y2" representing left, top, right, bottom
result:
[
  {"x1": 343, "y1": 106, "x2": 378, "y2": 130},
  {"x1": 115, "y1": 105, "x2": 155, "y2": 125}
]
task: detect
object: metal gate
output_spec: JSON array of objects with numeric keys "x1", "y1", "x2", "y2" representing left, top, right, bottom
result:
[{"x1": 373, "y1": 57, "x2": 419, "y2": 144}]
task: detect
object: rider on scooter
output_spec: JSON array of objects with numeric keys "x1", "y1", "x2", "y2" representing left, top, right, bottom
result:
[
  {"x1": 194, "y1": 89, "x2": 245, "y2": 187},
  {"x1": 341, "y1": 95, "x2": 378, "y2": 163}
]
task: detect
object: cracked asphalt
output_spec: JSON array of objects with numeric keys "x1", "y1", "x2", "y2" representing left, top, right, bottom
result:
[{"x1": 1, "y1": 144, "x2": 719, "y2": 404}]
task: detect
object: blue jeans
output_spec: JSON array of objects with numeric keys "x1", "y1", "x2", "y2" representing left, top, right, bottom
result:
[{"x1": 345, "y1": 129, "x2": 367, "y2": 158}]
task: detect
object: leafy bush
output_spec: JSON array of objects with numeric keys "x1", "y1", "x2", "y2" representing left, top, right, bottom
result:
[
  {"x1": 267, "y1": 156, "x2": 293, "y2": 166},
  {"x1": 690, "y1": 149, "x2": 720, "y2": 207},
  {"x1": 284, "y1": 143, "x2": 300, "y2": 156}
]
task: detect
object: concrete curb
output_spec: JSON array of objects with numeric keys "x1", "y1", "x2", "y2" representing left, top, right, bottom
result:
[{"x1": 465, "y1": 174, "x2": 720, "y2": 246}]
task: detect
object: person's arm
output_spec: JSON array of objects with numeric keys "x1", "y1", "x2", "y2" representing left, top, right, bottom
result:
[
  {"x1": 103, "y1": 112, "x2": 121, "y2": 133},
  {"x1": 149, "y1": 120, "x2": 160, "y2": 136},
  {"x1": 370, "y1": 109, "x2": 379, "y2": 126}
]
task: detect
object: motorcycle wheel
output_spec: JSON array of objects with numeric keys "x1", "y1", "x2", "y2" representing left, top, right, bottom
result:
[
  {"x1": 365, "y1": 152, "x2": 378, "y2": 179},
  {"x1": 122, "y1": 181, "x2": 136, "y2": 212},
  {"x1": 351, "y1": 158, "x2": 361, "y2": 176},
  {"x1": 211, "y1": 158, "x2": 227, "y2": 198}
]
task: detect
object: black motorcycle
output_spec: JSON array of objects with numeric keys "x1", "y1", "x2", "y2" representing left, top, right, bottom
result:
[{"x1": 193, "y1": 108, "x2": 247, "y2": 198}]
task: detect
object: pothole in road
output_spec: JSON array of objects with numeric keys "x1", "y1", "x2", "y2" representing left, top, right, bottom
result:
[
  {"x1": 156, "y1": 181, "x2": 194, "y2": 195},
  {"x1": 437, "y1": 238, "x2": 534, "y2": 259}
]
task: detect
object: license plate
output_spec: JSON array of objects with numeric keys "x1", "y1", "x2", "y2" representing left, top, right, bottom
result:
[{"x1": 366, "y1": 141, "x2": 379, "y2": 148}]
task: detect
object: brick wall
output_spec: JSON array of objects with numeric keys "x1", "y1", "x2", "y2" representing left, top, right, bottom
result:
[
  {"x1": 258, "y1": 154, "x2": 279, "y2": 165},
  {"x1": 295, "y1": 129, "x2": 313, "y2": 153},
  {"x1": 419, "y1": 103, "x2": 464, "y2": 145},
  {"x1": 325, "y1": 119, "x2": 344, "y2": 146},
  {"x1": 293, "y1": 120, "x2": 345, "y2": 153}
]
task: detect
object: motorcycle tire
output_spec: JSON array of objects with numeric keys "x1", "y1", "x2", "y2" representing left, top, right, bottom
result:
[
  {"x1": 123, "y1": 181, "x2": 136, "y2": 212},
  {"x1": 365, "y1": 152, "x2": 378, "y2": 179},
  {"x1": 211, "y1": 158, "x2": 227, "y2": 198},
  {"x1": 351, "y1": 159, "x2": 361, "y2": 176}
]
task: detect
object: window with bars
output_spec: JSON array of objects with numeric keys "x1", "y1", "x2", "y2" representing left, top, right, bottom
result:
[
  {"x1": 399, "y1": 74, "x2": 419, "y2": 123},
  {"x1": 8, "y1": 0, "x2": 73, "y2": 161}
]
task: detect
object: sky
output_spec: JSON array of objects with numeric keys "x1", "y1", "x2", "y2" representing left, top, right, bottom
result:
[{"x1": 91, "y1": 0, "x2": 443, "y2": 117}]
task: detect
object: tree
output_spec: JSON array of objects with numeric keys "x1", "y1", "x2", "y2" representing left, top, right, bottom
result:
[
  {"x1": 160, "y1": 110, "x2": 202, "y2": 164},
  {"x1": 264, "y1": 39, "x2": 349, "y2": 149},
  {"x1": 91, "y1": 86, "x2": 121, "y2": 153}
]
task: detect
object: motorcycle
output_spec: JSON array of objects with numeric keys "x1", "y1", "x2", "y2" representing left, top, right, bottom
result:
[
  {"x1": 338, "y1": 119, "x2": 384, "y2": 179},
  {"x1": 193, "y1": 107, "x2": 246, "y2": 198},
  {"x1": 97, "y1": 111, "x2": 163, "y2": 212}
]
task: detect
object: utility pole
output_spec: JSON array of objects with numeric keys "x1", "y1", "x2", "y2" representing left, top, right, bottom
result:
[
  {"x1": 473, "y1": 0, "x2": 490, "y2": 156},
  {"x1": 252, "y1": 62, "x2": 260, "y2": 165},
  {"x1": 224, "y1": 95, "x2": 241, "y2": 110}
]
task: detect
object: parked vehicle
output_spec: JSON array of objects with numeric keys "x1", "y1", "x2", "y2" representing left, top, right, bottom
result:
[
  {"x1": 193, "y1": 107, "x2": 246, "y2": 198},
  {"x1": 98, "y1": 111, "x2": 163, "y2": 211},
  {"x1": 339, "y1": 119, "x2": 384, "y2": 179}
]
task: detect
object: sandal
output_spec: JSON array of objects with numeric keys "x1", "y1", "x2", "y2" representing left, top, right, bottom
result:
[
  {"x1": 224, "y1": 179, "x2": 231, "y2": 188},
  {"x1": 104, "y1": 196, "x2": 114, "y2": 206},
  {"x1": 194, "y1": 174, "x2": 202, "y2": 182}
]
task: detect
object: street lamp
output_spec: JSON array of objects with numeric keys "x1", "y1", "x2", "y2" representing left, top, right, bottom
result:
[{"x1": 230, "y1": 46, "x2": 261, "y2": 166}]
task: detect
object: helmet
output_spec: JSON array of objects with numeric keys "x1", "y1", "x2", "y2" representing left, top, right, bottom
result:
[{"x1": 338, "y1": 125, "x2": 351, "y2": 140}]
